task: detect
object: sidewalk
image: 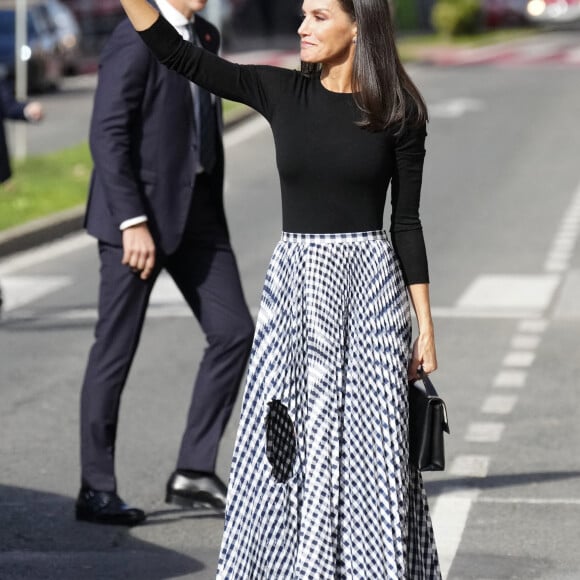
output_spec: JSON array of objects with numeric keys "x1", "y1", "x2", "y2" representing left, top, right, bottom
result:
[{"x1": 413, "y1": 29, "x2": 580, "y2": 66}]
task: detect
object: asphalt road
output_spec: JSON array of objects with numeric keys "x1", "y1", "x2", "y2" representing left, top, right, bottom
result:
[
  {"x1": 1, "y1": 39, "x2": 580, "y2": 579},
  {"x1": 5, "y1": 74, "x2": 97, "y2": 158}
]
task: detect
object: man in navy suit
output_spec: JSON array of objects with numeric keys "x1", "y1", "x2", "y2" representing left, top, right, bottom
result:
[{"x1": 76, "y1": 0, "x2": 254, "y2": 526}]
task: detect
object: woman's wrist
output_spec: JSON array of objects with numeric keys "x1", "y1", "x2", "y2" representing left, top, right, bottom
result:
[{"x1": 417, "y1": 318, "x2": 434, "y2": 335}]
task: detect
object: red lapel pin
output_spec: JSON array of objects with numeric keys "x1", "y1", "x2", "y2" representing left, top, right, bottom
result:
[{"x1": 205, "y1": 33, "x2": 212, "y2": 43}]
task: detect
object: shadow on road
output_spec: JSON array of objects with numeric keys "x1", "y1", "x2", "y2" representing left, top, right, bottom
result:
[
  {"x1": 0, "y1": 303, "x2": 98, "y2": 332},
  {"x1": 425, "y1": 470, "x2": 580, "y2": 496},
  {"x1": 0, "y1": 484, "x2": 203, "y2": 580}
]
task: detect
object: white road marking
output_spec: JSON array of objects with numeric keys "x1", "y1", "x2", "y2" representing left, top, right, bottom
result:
[
  {"x1": 0, "y1": 276, "x2": 72, "y2": 311},
  {"x1": 149, "y1": 273, "x2": 188, "y2": 306},
  {"x1": 493, "y1": 370, "x2": 527, "y2": 388},
  {"x1": 433, "y1": 179, "x2": 580, "y2": 578},
  {"x1": 479, "y1": 497, "x2": 580, "y2": 506},
  {"x1": 431, "y1": 488, "x2": 480, "y2": 579},
  {"x1": 553, "y1": 270, "x2": 580, "y2": 320},
  {"x1": 456, "y1": 274, "x2": 560, "y2": 311},
  {"x1": 544, "y1": 260, "x2": 568, "y2": 273},
  {"x1": 19, "y1": 306, "x2": 194, "y2": 321},
  {"x1": 430, "y1": 307, "x2": 542, "y2": 319},
  {"x1": 465, "y1": 422, "x2": 505, "y2": 443},
  {"x1": 544, "y1": 179, "x2": 580, "y2": 272},
  {"x1": 431, "y1": 170, "x2": 580, "y2": 580},
  {"x1": 431, "y1": 455, "x2": 490, "y2": 576},
  {"x1": 502, "y1": 351, "x2": 536, "y2": 368},
  {"x1": 0, "y1": 271, "x2": 258, "y2": 321},
  {"x1": 517, "y1": 319, "x2": 548, "y2": 334},
  {"x1": 0, "y1": 232, "x2": 93, "y2": 276},
  {"x1": 481, "y1": 395, "x2": 518, "y2": 415},
  {"x1": 510, "y1": 334, "x2": 541, "y2": 350},
  {"x1": 449, "y1": 455, "x2": 490, "y2": 478},
  {"x1": 429, "y1": 98, "x2": 485, "y2": 119}
]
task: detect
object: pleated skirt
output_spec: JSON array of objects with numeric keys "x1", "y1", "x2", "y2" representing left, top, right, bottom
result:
[{"x1": 217, "y1": 231, "x2": 441, "y2": 579}]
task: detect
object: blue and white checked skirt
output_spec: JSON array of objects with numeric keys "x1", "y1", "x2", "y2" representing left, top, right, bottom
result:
[{"x1": 217, "y1": 231, "x2": 441, "y2": 579}]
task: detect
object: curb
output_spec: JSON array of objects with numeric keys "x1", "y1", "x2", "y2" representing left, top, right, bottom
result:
[{"x1": 0, "y1": 205, "x2": 85, "y2": 259}]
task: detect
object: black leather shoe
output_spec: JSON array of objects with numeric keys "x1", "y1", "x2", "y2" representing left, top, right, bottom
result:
[
  {"x1": 165, "y1": 471, "x2": 227, "y2": 513},
  {"x1": 75, "y1": 489, "x2": 146, "y2": 526}
]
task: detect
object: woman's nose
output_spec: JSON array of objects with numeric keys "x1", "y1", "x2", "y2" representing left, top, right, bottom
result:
[{"x1": 298, "y1": 17, "x2": 308, "y2": 36}]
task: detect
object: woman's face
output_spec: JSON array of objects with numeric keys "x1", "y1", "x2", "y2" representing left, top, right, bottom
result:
[{"x1": 298, "y1": 0, "x2": 357, "y2": 65}]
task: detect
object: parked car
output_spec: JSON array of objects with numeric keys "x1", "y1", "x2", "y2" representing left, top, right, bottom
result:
[
  {"x1": 0, "y1": 0, "x2": 64, "y2": 93},
  {"x1": 526, "y1": 0, "x2": 580, "y2": 24},
  {"x1": 60, "y1": 0, "x2": 125, "y2": 55},
  {"x1": 483, "y1": 0, "x2": 530, "y2": 27}
]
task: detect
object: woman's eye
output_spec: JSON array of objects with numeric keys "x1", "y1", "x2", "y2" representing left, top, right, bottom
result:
[{"x1": 300, "y1": 12, "x2": 326, "y2": 22}]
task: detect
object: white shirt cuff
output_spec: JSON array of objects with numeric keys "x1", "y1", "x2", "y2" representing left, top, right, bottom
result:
[{"x1": 120, "y1": 216, "x2": 148, "y2": 230}]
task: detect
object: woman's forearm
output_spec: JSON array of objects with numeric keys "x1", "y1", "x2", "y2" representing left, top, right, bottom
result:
[
  {"x1": 407, "y1": 283, "x2": 437, "y2": 376},
  {"x1": 119, "y1": 0, "x2": 159, "y2": 31},
  {"x1": 407, "y1": 283, "x2": 433, "y2": 334}
]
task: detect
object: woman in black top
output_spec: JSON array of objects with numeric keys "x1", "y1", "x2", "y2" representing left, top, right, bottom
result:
[{"x1": 119, "y1": 0, "x2": 441, "y2": 577}]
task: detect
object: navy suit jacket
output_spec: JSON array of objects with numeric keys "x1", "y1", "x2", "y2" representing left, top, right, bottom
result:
[
  {"x1": 0, "y1": 79, "x2": 27, "y2": 184},
  {"x1": 85, "y1": 16, "x2": 224, "y2": 254}
]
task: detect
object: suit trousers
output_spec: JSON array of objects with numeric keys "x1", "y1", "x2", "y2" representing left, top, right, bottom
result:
[{"x1": 80, "y1": 179, "x2": 254, "y2": 492}]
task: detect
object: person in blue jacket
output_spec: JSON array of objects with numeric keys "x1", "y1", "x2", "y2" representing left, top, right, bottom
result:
[
  {"x1": 0, "y1": 76, "x2": 44, "y2": 185},
  {"x1": 0, "y1": 75, "x2": 44, "y2": 319}
]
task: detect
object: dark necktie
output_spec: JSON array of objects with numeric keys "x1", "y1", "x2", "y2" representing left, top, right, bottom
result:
[{"x1": 187, "y1": 23, "x2": 217, "y2": 174}]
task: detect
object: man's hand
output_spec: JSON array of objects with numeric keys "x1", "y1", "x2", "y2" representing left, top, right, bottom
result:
[
  {"x1": 24, "y1": 102, "x2": 44, "y2": 122},
  {"x1": 121, "y1": 222, "x2": 156, "y2": 280}
]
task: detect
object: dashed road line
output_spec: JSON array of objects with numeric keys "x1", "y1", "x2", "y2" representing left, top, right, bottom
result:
[
  {"x1": 509, "y1": 334, "x2": 541, "y2": 350},
  {"x1": 544, "y1": 179, "x2": 580, "y2": 273},
  {"x1": 464, "y1": 422, "x2": 505, "y2": 443},
  {"x1": 502, "y1": 351, "x2": 536, "y2": 368},
  {"x1": 481, "y1": 394, "x2": 518, "y2": 415},
  {"x1": 432, "y1": 184, "x2": 580, "y2": 576},
  {"x1": 517, "y1": 318, "x2": 549, "y2": 334},
  {"x1": 493, "y1": 369, "x2": 527, "y2": 388},
  {"x1": 449, "y1": 455, "x2": 491, "y2": 478}
]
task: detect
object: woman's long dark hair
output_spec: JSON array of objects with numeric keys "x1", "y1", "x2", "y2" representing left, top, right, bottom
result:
[{"x1": 301, "y1": 0, "x2": 428, "y2": 131}]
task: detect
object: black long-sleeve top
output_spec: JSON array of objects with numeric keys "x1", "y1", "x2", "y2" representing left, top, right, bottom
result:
[{"x1": 140, "y1": 15, "x2": 429, "y2": 284}]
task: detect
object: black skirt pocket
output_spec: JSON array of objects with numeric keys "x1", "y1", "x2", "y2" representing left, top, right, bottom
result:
[{"x1": 266, "y1": 400, "x2": 296, "y2": 483}]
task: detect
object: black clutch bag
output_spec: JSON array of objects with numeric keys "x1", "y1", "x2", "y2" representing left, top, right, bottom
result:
[{"x1": 408, "y1": 368, "x2": 450, "y2": 471}]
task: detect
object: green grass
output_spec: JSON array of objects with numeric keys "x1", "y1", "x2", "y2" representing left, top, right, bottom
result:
[
  {"x1": 0, "y1": 100, "x2": 250, "y2": 233},
  {"x1": 0, "y1": 143, "x2": 92, "y2": 231}
]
